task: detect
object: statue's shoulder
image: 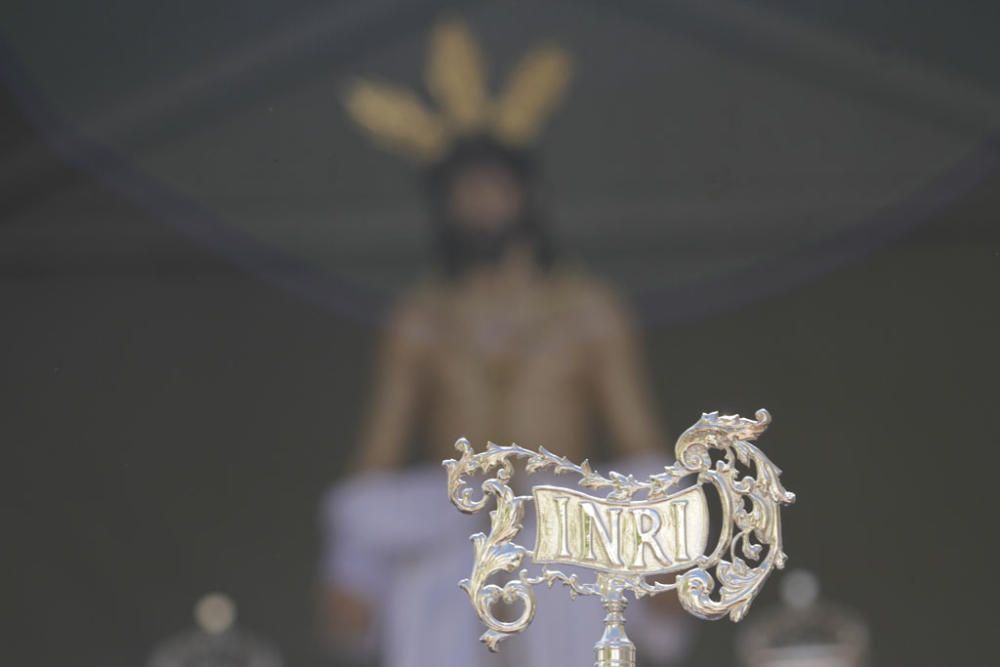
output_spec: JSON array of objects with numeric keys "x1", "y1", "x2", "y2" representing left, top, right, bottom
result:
[
  {"x1": 552, "y1": 266, "x2": 632, "y2": 317},
  {"x1": 550, "y1": 266, "x2": 637, "y2": 340}
]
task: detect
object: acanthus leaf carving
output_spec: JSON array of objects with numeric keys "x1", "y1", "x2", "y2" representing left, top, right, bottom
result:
[{"x1": 443, "y1": 409, "x2": 795, "y2": 648}]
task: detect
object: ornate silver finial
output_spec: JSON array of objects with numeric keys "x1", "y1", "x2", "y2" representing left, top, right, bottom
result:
[
  {"x1": 147, "y1": 593, "x2": 284, "y2": 667},
  {"x1": 443, "y1": 409, "x2": 795, "y2": 667},
  {"x1": 738, "y1": 569, "x2": 869, "y2": 667},
  {"x1": 194, "y1": 593, "x2": 237, "y2": 635}
]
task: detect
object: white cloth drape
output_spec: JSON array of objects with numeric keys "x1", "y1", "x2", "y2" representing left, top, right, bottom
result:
[{"x1": 321, "y1": 457, "x2": 693, "y2": 667}]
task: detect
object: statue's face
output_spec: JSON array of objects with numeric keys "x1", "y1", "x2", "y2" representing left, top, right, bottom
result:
[{"x1": 445, "y1": 162, "x2": 526, "y2": 233}]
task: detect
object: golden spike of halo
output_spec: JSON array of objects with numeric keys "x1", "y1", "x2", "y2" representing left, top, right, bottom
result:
[
  {"x1": 342, "y1": 19, "x2": 573, "y2": 161},
  {"x1": 343, "y1": 79, "x2": 449, "y2": 162},
  {"x1": 426, "y1": 19, "x2": 489, "y2": 132},
  {"x1": 493, "y1": 45, "x2": 573, "y2": 147}
]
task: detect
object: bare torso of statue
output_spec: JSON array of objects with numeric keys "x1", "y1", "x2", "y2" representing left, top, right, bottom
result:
[
  {"x1": 355, "y1": 255, "x2": 667, "y2": 471},
  {"x1": 324, "y1": 253, "x2": 675, "y2": 642},
  {"x1": 321, "y1": 134, "x2": 675, "y2": 646}
]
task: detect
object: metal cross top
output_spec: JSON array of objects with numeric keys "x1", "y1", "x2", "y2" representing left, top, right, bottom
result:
[{"x1": 443, "y1": 409, "x2": 795, "y2": 667}]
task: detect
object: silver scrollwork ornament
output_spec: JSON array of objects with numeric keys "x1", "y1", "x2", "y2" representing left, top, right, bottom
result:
[{"x1": 443, "y1": 409, "x2": 795, "y2": 667}]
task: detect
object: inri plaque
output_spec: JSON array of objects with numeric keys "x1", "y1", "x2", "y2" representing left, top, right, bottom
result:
[{"x1": 443, "y1": 409, "x2": 795, "y2": 667}]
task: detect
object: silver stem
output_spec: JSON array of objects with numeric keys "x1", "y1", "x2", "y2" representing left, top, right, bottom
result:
[{"x1": 593, "y1": 590, "x2": 635, "y2": 667}]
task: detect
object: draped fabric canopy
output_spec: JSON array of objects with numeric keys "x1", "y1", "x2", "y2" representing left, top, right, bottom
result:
[{"x1": 4, "y1": 0, "x2": 999, "y2": 324}]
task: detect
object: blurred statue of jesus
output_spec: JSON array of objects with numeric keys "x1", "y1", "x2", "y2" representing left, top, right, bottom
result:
[{"x1": 319, "y1": 20, "x2": 692, "y2": 667}]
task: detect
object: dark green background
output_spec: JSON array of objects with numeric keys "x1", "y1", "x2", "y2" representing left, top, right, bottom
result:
[
  {"x1": 5, "y1": 86, "x2": 998, "y2": 664},
  {"x1": 3, "y1": 2, "x2": 999, "y2": 666}
]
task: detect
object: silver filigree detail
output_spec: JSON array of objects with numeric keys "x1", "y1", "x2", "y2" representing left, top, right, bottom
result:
[{"x1": 443, "y1": 409, "x2": 795, "y2": 651}]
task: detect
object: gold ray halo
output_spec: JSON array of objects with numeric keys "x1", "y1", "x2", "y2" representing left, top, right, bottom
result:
[{"x1": 343, "y1": 19, "x2": 573, "y2": 163}]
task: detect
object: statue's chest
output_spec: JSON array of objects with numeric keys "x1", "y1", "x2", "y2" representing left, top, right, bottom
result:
[{"x1": 431, "y1": 312, "x2": 584, "y2": 393}]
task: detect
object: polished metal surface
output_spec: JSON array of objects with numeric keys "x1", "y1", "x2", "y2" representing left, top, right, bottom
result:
[
  {"x1": 443, "y1": 409, "x2": 795, "y2": 666},
  {"x1": 531, "y1": 484, "x2": 709, "y2": 574}
]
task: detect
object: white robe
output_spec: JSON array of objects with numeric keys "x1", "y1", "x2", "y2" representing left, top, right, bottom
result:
[{"x1": 321, "y1": 458, "x2": 692, "y2": 667}]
